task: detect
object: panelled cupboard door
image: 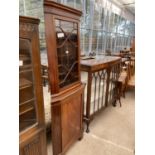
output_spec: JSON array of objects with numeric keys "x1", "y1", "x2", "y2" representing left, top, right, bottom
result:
[
  {"x1": 19, "y1": 129, "x2": 47, "y2": 155},
  {"x1": 19, "y1": 16, "x2": 47, "y2": 155}
]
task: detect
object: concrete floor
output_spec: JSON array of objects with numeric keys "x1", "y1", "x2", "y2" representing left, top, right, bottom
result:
[{"x1": 46, "y1": 88, "x2": 135, "y2": 155}]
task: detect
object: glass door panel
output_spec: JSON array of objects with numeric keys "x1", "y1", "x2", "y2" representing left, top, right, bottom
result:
[
  {"x1": 19, "y1": 38, "x2": 37, "y2": 132},
  {"x1": 55, "y1": 19, "x2": 79, "y2": 88}
]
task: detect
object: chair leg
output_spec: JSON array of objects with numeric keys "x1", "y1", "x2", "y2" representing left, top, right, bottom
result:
[
  {"x1": 119, "y1": 98, "x2": 121, "y2": 107},
  {"x1": 118, "y1": 83, "x2": 122, "y2": 107},
  {"x1": 123, "y1": 88, "x2": 126, "y2": 98}
]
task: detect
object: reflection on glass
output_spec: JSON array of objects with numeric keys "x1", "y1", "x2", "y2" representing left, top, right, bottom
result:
[
  {"x1": 91, "y1": 30, "x2": 98, "y2": 52},
  {"x1": 93, "y1": 1, "x2": 102, "y2": 29},
  {"x1": 97, "y1": 30, "x2": 104, "y2": 54},
  {"x1": 55, "y1": 19, "x2": 79, "y2": 88},
  {"x1": 19, "y1": 38, "x2": 37, "y2": 132},
  {"x1": 80, "y1": 28, "x2": 90, "y2": 54}
]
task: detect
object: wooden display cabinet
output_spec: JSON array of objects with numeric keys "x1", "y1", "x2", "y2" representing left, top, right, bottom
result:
[
  {"x1": 19, "y1": 16, "x2": 47, "y2": 155},
  {"x1": 44, "y1": 1, "x2": 85, "y2": 155}
]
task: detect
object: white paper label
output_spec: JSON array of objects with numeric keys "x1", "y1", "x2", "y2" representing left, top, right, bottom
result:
[
  {"x1": 57, "y1": 33, "x2": 64, "y2": 38},
  {"x1": 65, "y1": 50, "x2": 69, "y2": 54},
  {"x1": 19, "y1": 60, "x2": 23, "y2": 66}
]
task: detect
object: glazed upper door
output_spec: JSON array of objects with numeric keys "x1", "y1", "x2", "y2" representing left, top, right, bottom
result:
[
  {"x1": 19, "y1": 38, "x2": 37, "y2": 132},
  {"x1": 55, "y1": 19, "x2": 79, "y2": 88}
]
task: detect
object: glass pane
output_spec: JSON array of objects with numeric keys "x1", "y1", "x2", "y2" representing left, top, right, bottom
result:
[
  {"x1": 105, "y1": 10, "x2": 110, "y2": 31},
  {"x1": 109, "y1": 12, "x2": 115, "y2": 32},
  {"x1": 59, "y1": 0, "x2": 82, "y2": 10},
  {"x1": 55, "y1": 19, "x2": 79, "y2": 88},
  {"x1": 91, "y1": 30, "x2": 98, "y2": 52},
  {"x1": 93, "y1": 1, "x2": 102, "y2": 29},
  {"x1": 19, "y1": 38, "x2": 37, "y2": 132},
  {"x1": 80, "y1": 28, "x2": 90, "y2": 54},
  {"x1": 97, "y1": 30, "x2": 104, "y2": 54},
  {"x1": 111, "y1": 33, "x2": 116, "y2": 52},
  {"x1": 125, "y1": 20, "x2": 130, "y2": 35},
  {"x1": 105, "y1": 32, "x2": 111, "y2": 52},
  {"x1": 118, "y1": 17, "x2": 126, "y2": 34},
  {"x1": 115, "y1": 35, "x2": 122, "y2": 51},
  {"x1": 75, "y1": 0, "x2": 82, "y2": 10},
  {"x1": 113, "y1": 14, "x2": 119, "y2": 33}
]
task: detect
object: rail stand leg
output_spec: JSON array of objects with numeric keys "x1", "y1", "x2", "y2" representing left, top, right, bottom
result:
[
  {"x1": 112, "y1": 99, "x2": 117, "y2": 107},
  {"x1": 86, "y1": 126, "x2": 90, "y2": 133},
  {"x1": 119, "y1": 98, "x2": 122, "y2": 107},
  {"x1": 86, "y1": 121, "x2": 90, "y2": 133}
]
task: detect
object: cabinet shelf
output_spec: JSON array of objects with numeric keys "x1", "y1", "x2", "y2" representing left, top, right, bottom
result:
[
  {"x1": 19, "y1": 64, "x2": 32, "y2": 72},
  {"x1": 19, "y1": 119, "x2": 36, "y2": 132},
  {"x1": 19, "y1": 54, "x2": 30, "y2": 61},
  {"x1": 19, "y1": 78, "x2": 33, "y2": 90},
  {"x1": 20, "y1": 99, "x2": 35, "y2": 116},
  {"x1": 19, "y1": 106, "x2": 35, "y2": 116},
  {"x1": 20, "y1": 98, "x2": 35, "y2": 106}
]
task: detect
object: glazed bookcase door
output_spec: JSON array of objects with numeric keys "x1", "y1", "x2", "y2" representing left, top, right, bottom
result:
[
  {"x1": 19, "y1": 38, "x2": 37, "y2": 132},
  {"x1": 55, "y1": 19, "x2": 79, "y2": 88}
]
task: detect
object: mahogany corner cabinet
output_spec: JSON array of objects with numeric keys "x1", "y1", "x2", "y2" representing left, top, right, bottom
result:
[{"x1": 44, "y1": 1, "x2": 85, "y2": 155}]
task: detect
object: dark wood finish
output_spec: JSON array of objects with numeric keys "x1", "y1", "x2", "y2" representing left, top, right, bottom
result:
[
  {"x1": 112, "y1": 71, "x2": 128, "y2": 107},
  {"x1": 81, "y1": 56, "x2": 121, "y2": 72},
  {"x1": 44, "y1": 1, "x2": 85, "y2": 155},
  {"x1": 80, "y1": 56, "x2": 121, "y2": 132},
  {"x1": 51, "y1": 84, "x2": 85, "y2": 155},
  {"x1": 19, "y1": 16, "x2": 47, "y2": 155},
  {"x1": 105, "y1": 68, "x2": 111, "y2": 107},
  {"x1": 85, "y1": 72, "x2": 92, "y2": 133}
]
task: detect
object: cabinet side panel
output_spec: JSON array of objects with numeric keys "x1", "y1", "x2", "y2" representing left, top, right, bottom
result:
[{"x1": 51, "y1": 105, "x2": 62, "y2": 155}]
